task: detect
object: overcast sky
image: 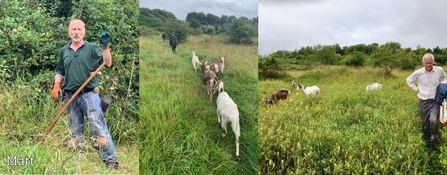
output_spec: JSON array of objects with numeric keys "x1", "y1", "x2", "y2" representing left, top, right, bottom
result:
[
  {"x1": 140, "y1": 0, "x2": 258, "y2": 21},
  {"x1": 259, "y1": 0, "x2": 447, "y2": 55}
]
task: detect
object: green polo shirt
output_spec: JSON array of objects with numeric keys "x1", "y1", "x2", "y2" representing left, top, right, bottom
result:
[{"x1": 56, "y1": 40, "x2": 103, "y2": 91}]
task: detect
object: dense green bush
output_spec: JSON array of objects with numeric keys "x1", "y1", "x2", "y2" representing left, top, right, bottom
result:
[
  {"x1": 189, "y1": 27, "x2": 203, "y2": 36},
  {"x1": 259, "y1": 56, "x2": 288, "y2": 80},
  {"x1": 1, "y1": 0, "x2": 139, "y2": 120},
  {"x1": 225, "y1": 19, "x2": 257, "y2": 44},
  {"x1": 339, "y1": 51, "x2": 366, "y2": 67},
  {"x1": 164, "y1": 21, "x2": 190, "y2": 43},
  {"x1": 0, "y1": 1, "x2": 67, "y2": 83},
  {"x1": 72, "y1": 0, "x2": 139, "y2": 120}
]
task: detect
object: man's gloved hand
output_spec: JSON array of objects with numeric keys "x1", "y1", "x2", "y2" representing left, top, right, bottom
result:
[
  {"x1": 100, "y1": 25, "x2": 110, "y2": 47},
  {"x1": 51, "y1": 82, "x2": 62, "y2": 100}
]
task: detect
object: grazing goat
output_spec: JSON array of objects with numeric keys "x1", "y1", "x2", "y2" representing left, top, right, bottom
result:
[
  {"x1": 216, "y1": 80, "x2": 241, "y2": 161},
  {"x1": 191, "y1": 50, "x2": 202, "y2": 73},
  {"x1": 201, "y1": 60, "x2": 218, "y2": 102},
  {"x1": 366, "y1": 83, "x2": 382, "y2": 91},
  {"x1": 206, "y1": 56, "x2": 225, "y2": 74},
  {"x1": 265, "y1": 88, "x2": 291, "y2": 105},
  {"x1": 292, "y1": 80, "x2": 296, "y2": 88},
  {"x1": 297, "y1": 84, "x2": 320, "y2": 98}
]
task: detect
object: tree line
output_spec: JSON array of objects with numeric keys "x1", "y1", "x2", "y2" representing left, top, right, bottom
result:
[
  {"x1": 259, "y1": 41, "x2": 447, "y2": 79},
  {"x1": 139, "y1": 8, "x2": 258, "y2": 45}
]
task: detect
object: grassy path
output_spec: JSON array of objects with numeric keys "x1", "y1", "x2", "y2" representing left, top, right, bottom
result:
[{"x1": 139, "y1": 35, "x2": 258, "y2": 174}]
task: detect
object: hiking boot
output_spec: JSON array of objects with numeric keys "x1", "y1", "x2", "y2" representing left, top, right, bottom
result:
[
  {"x1": 104, "y1": 159, "x2": 119, "y2": 170},
  {"x1": 429, "y1": 134, "x2": 438, "y2": 142}
]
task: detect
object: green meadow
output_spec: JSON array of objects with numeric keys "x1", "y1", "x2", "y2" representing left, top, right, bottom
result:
[
  {"x1": 139, "y1": 34, "x2": 258, "y2": 174},
  {"x1": 259, "y1": 66, "x2": 447, "y2": 174}
]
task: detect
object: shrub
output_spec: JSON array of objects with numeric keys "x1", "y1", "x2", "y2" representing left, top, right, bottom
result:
[
  {"x1": 339, "y1": 51, "x2": 366, "y2": 67},
  {"x1": 259, "y1": 56, "x2": 288, "y2": 80},
  {"x1": 164, "y1": 21, "x2": 189, "y2": 43},
  {"x1": 1, "y1": 0, "x2": 139, "y2": 119}
]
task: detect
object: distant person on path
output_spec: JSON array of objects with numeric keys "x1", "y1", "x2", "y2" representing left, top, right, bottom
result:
[
  {"x1": 162, "y1": 32, "x2": 167, "y2": 43},
  {"x1": 51, "y1": 19, "x2": 119, "y2": 170},
  {"x1": 169, "y1": 32, "x2": 179, "y2": 54},
  {"x1": 406, "y1": 53, "x2": 446, "y2": 144}
]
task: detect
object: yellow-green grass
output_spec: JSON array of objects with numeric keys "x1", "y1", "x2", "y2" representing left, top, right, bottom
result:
[
  {"x1": 259, "y1": 65, "x2": 447, "y2": 174},
  {"x1": 139, "y1": 34, "x2": 258, "y2": 174},
  {"x1": 0, "y1": 83, "x2": 139, "y2": 174}
]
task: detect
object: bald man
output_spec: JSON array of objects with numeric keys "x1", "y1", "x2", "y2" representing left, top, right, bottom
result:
[
  {"x1": 407, "y1": 53, "x2": 447, "y2": 145},
  {"x1": 51, "y1": 19, "x2": 118, "y2": 169}
]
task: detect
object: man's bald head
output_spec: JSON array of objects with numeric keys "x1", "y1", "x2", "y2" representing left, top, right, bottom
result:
[
  {"x1": 69, "y1": 19, "x2": 85, "y2": 29},
  {"x1": 68, "y1": 19, "x2": 85, "y2": 44}
]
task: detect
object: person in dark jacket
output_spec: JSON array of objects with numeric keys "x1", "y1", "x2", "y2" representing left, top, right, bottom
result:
[
  {"x1": 169, "y1": 32, "x2": 179, "y2": 54},
  {"x1": 162, "y1": 32, "x2": 167, "y2": 43},
  {"x1": 407, "y1": 53, "x2": 447, "y2": 144},
  {"x1": 436, "y1": 84, "x2": 447, "y2": 105}
]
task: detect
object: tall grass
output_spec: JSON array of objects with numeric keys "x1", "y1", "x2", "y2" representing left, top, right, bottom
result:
[
  {"x1": 259, "y1": 66, "x2": 447, "y2": 174},
  {"x1": 139, "y1": 34, "x2": 258, "y2": 174},
  {"x1": 0, "y1": 79, "x2": 138, "y2": 173}
]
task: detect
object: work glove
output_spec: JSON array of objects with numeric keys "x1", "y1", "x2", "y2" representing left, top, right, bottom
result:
[
  {"x1": 99, "y1": 25, "x2": 110, "y2": 47},
  {"x1": 51, "y1": 82, "x2": 62, "y2": 100}
]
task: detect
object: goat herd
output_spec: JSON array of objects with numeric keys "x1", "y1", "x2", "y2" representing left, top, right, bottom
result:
[
  {"x1": 191, "y1": 48, "x2": 383, "y2": 160},
  {"x1": 264, "y1": 80, "x2": 382, "y2": 106},
  {"x1": 191, "y1": 50, "x2": 241, "y2": 161}
]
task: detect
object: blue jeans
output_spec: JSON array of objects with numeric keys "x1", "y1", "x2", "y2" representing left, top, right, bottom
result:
[{"x1": 64, "y1": 91, "x2": 118, "y2": 162}]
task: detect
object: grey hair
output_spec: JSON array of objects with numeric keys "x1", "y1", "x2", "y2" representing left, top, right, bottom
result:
[{"x1": 422, "y1": 53, "x2": 435, "y2": 63}]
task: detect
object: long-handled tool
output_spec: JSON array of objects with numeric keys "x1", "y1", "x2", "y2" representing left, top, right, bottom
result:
[
  {"x1": 41, "y1": 62, "x2": 107, "y2": 143},
  {"x1": 57, "y1": 92, "x2": 63, "y2": 111}
]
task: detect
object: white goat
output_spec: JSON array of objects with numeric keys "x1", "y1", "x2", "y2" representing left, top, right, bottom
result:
[
  {"x1": 291, "y1": 80, "x2": 296, "y2": 88},
  {"x1": 206, "y1": 56, "x2": 225, "y2": 74},
  {"x1": 297, "y1": 84, "x2": 320, "y2": 98},
  {"x1": 366, "y1": 83, "x2": 382, "y2": 91},
  {"x1": 191, "y1": 50, "x2": 202, "y2": 73},
  {"x1": 216, "y1": 80, "x2": 240, "y2": 161}
]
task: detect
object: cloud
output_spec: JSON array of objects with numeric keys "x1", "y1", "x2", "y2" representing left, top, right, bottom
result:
[
  {"x1": 140, "y1": 0, "x2": 258, "y2": 21},
  {"x1": 259, "y1": 0, "x2": 447, "y2": 55}
]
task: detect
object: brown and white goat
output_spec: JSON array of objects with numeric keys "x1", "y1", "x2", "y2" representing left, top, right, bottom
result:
[
  {"x1": 206, "y1": 56, "x2": 225, "y2": 74},
  {"x1": 191, "y1": 50, "x2": 202, "y2": 73},
  {"x1": 265, "y1": 88, "x2": 291, "y2": 105},
  {"x1": 297, "y1": 84, "x2": 320, "y2": 98},
  {"x1": 201, "y1": 60, "x2": 218, "y2": 102},
  {"x1": 216, "y1": 80, "x2": 241, "y2": 161}
]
